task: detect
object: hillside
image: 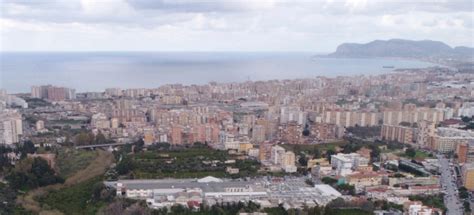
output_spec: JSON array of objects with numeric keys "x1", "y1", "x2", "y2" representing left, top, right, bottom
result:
[{"x1": 327, "y1": 39, "x2": 473, "y2": 61}]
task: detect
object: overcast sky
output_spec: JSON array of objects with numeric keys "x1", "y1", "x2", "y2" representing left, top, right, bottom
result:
[{"x1": 1, "y1": 0, "x2": 473, "y2": 52}]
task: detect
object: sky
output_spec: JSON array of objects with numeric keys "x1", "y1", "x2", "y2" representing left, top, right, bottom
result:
[{"x1": 0, "y1": 0, "x2": 473, "y2": 52}]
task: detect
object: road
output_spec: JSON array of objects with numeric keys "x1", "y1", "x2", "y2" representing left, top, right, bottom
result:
[{"x1": 438, "y1": 154, "x2": 464, "y2": 215}]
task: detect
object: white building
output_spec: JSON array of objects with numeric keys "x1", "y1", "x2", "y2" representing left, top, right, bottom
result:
[
  {"x1": 0, "y1": 110, "x2": 23, "y2": 145},
  {"x1": 331, "y1": 153, "x2": 369, "y2": 176}
]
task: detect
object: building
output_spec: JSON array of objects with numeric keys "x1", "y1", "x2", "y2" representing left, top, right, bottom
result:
[
  {"x1": 456, "y1": 141, "x2": 474, "y2": 163},
  {"x1": 381, "y1": 124, "x2": 416, "y2": 145},
  {"x1": 462, "y1": 163, "x2": 474, "y2": 191},
  {"x1": 346, "y1": 171, "x2": 387, "y2": 190},
  {"x1": 35, "y1": 120, "x2": 45, "y2": 131},
  {"x1": 0, "y1": 110, "x2": 23, "y2": 145},
  {"x1": 170, "y1": 125, "x2": 183, "y2": 145},
  {"x1": 432, "y1": 128, "x2": 474, "y2": 153},
  {"x1": 252, "y1": 125, "x2": 266, "y2": 143},
  {"x1": 31, "y1": 85, "x2": 76, "y2": 101},
  {"x1": 404, "y1": 201, "x2": 438, "y2": 215},
  {"x1": 279, "y1": 122, "x2": 303, "y2": 144},
  {"x1": 106, "y1": 177, "x2": 342, "y2": 210},
  {"x1": 323, "y1": 110, "x2": 379, "y2": 127},
  {"x1": 269, "y1": 145, "x2": 297, "y2": 172},
  {"x1": 416, "y1": 121, "x2": 436, "y2": 149},
  {"x1": 331, "y1": 153, "x2": 369, "y2": 176},
  {"x1": 383, "y1": 108, "x2": 444, "y2": 126},
  {"x1": 282, "y1": 151, "x2": 296, "y2": 173},
  {"x1": 91, "y1": 113, "x2": 110, "y2": 129},
  {"x1": 143, "y1": 129, "x2": 155, "y2": 145}
]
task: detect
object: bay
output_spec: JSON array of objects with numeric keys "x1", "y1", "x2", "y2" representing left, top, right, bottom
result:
[{"x1": 0, "y1": 52, "x2": 437, "y2": 93}]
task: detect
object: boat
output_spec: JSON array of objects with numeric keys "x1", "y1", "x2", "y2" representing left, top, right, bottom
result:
[{"x1": 383, "y1": 65, "x2": 395, "y2": 68}]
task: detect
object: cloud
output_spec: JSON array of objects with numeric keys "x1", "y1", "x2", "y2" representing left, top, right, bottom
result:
[
  {"x1": 126, "y1": 0, "x2": 276, "y2": 12},
  {"x1": 0, "y1": 0, "x2": 472, "y2": 51}
]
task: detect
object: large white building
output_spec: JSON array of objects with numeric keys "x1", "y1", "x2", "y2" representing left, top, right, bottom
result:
[
  {"x1": 0, "y1": 110, "x2": 23, "y2": 145},
  {"x1": 106, "y1": 177, "x2": 341, "y2": 210},
  {"x1": 331, "y1": 153, "x2": 369, "y2": 176}
]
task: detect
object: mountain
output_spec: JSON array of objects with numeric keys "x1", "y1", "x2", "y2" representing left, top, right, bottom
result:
[{"x1": 327, "y1": 39, "x2": 473, "y2": 60}]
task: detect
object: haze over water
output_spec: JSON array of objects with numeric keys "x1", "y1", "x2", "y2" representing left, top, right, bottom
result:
[{"x1": 1, "y1": 52, "x2": 437, "y2": 93}]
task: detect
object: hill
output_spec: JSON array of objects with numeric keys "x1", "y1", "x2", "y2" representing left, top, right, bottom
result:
[{"x1": 327, "y1": 39, "x2": 473, "y2": 60}]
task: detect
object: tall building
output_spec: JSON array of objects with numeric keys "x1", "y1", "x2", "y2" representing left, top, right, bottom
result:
[
  {"x1": 323, "y1": 110, "x2": 379, "y2": 127},
  {"x1": 456, "y1": 141, "x2": 474, "y2": 164},
  {"x1": 31, "y1": 85, "x2": 75, "y2": 101},
  {"x1": 462, "y1": 163, "x2": 474, "y2": 191},
  {"x1": 381, "y1": 124, "x2": 416, "y2": 145},
  {"x1": 252, "y1": 125, "x2": 266, "y2": 143},
  {"x1": 170, "y1": 125, "x2": 183, "y2": 145},
  {"x1": 383, "y1": 108, "x2": 444, "y2": 126},
  {"x1": 0, "y1": 110, "x2": 23, "y2": 145},
  {"x1": 416, "y1": 121, "x2": 436, "y2": 149}
]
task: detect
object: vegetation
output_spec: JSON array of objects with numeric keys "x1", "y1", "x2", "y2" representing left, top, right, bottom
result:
[
  {"x1": 463, "y1": 201, "x2": 471, "y2": 213},
  {"x1": 321, "y1": 176, "x2": 338, "y2": 185},
  {"x1": 403, "y1": 148, "x2": 432, "y2": 160},
  {"x1": 15, "y1": 150, "x2": 114, "y2": 214},
  {"x1": 459, "y1": 186, "x2": 469, "y2": 199},
  {"x1": 116, "y1": 143, "x2": 260, "y2": 179},
  {"x1": 6, "y1": 157, "x2": 64, "y2": 191},
  {"x1": 281, "y1": 141, "x2": 347, "y2": 157},
  {"x1": 56, "y1": 148, "x2": 97, "y2": 178},
  {"x1": 346, "y1": 125, "x2": 381, "y2": 139},
  {"x1": 24, "y1": 98, "x2": 51, "y2": 109},
  {"x1": 408, "y1": 194, "x2": 446, "y2": 212},
  {"x1": 73, "y1": 131, "x2": 108, "y2": 146},
  {"x1": 40, "y1": 177, "x2": 115, "y2": 214},
  {"x1": 321, "y1": 177, "x2": 355, "y2": 195}
]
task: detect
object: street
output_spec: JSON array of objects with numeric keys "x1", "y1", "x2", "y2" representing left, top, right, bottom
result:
[{"x1": 438, "y1": 154, "x2": 464, "y2": 215}]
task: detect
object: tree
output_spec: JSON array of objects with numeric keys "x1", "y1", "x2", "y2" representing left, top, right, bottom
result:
[
  {"x1": 321, "y1": 177, "x2": 337, "y2": 185},
  {"x1": 298, "y1": 155, "x2": 308, "y2": 166},
  {"x1": 116, "y1": 156, "x2": 134, "y2": 175},
  {"x1": 20, "y1": 141, "x2": 36, "y2": 155},
  {"x1": 74, "y1": 132, "x2": 93, "y2": 146},
  {"x1": 95, "y1": 132, "x2": 107, "y2": 145},
  {"x1": 326, "y1": 149, "x2": 336, "y2": 162},
  {"x1": 6, "y1": 157, "x2": 63, "y2": 190},
  {"x1": 312, "y1": 148, "x2": 321, "y2": 159},
  {"x1": 369, "y1": 145, "x2": 381, "y2": 162},
  {"x1": 302, "y1": 129, "x2": 310, "y2": 136},
  {"x1": 405, "y1": 148, "x2": 416, "y2": 158},
  {"x1": 133, "y1": 139, "x2": 144, "y2": 153}
]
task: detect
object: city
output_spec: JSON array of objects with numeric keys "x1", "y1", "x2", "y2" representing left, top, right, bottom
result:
[
  {"x1": 1, "y1": 0, "x2": 473, "y2": 215},
  {"x1": 1, "y1": 66, "x2": 474, "y2": 214}
]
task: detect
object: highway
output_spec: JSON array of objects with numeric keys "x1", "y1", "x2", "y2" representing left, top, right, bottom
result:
[{"x1": 438, "y1": 154, "x2": 464, "y2": 215}]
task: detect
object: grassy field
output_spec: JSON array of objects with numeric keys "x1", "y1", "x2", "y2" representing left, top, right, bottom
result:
[{"x1": 56, "y1": 148, "x2": 97, "y2": 178}]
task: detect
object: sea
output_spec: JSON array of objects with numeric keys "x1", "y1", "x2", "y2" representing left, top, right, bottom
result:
[{"x1": 0, "y1": 52, "x2": 438, "y2": 93}]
